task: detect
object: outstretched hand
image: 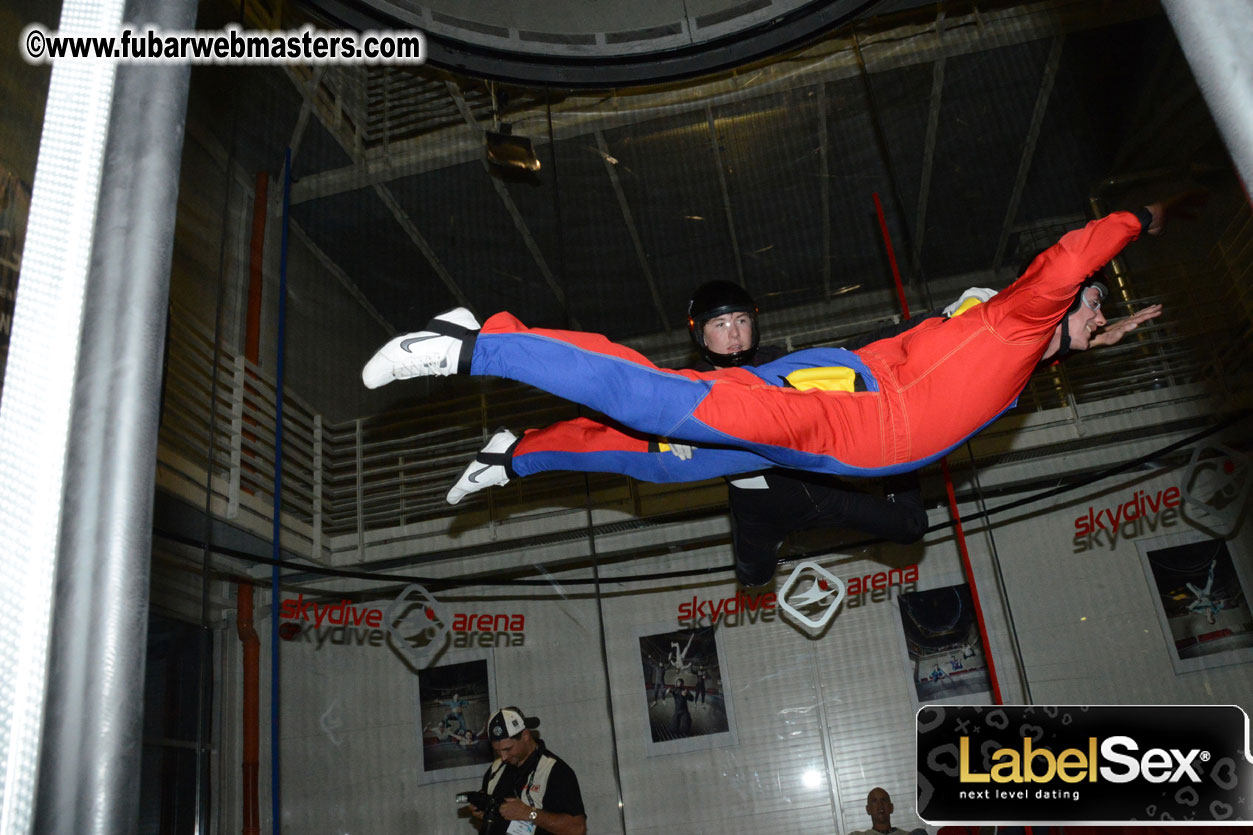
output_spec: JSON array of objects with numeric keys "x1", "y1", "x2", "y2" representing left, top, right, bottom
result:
[
  {"x1": 1146, "y1": 190, "x2": 1208, "y2": 235},
  {"x1": 1090, "y1": 303, "x2": 1163, "y2": 348}
]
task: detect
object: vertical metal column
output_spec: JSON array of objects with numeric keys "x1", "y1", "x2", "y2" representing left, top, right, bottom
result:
[
  {"x1": 34, "y1": 0, "x2": 197, "y2": 832},
  {"x1": 0, "y1": 0, "x2": 124, "y2": 827},
  {"x1": 1164, "y1": 1, "x2": 1253, "y2": 196}
]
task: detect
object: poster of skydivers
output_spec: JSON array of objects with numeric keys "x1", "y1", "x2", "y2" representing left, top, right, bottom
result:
[
  {"x1": 417, "y1": 656, "x2": 495, "y2": 783},
  {"x1": 1139, "y1": 531, "x2": 1253, "y2": 674},
  {"x1": 636, "y1": 624, "x2": 738, "y2": 757}
]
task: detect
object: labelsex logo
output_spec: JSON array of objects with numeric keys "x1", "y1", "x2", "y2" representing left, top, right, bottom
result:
[
  {"x1": 917, "y1": 704, "x2": 1253, "y2": 824},
  {"x1": 959, "y1": 736, "x2": 1205, "y2": 785}
]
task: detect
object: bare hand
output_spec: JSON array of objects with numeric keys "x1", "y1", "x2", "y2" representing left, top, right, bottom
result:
[
  {"x1": 1090, "y1": 303, "x2": 1162, "y2": 347},
  {"x1": 1146, "y1": 190, "x2": 1207, "y2": 235},
  {"x1": 498, "y1": 798, "x2": 533, "y2": 822}
]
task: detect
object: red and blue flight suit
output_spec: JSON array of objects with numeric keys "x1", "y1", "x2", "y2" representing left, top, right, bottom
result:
[{"x1": 461, "y1": 210, "x2": 1148, "y2": 485}]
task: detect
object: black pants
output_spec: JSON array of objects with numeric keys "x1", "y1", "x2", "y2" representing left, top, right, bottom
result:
[
  {"x1": 672, "y1": 709, "x2": 692, "y2": 737},
  {"x1": 702, "y1": 318, "x2": 939, "y2": 588},
  {"x1": 729, "y1": 469, "x2": 926, "y2": 587}
]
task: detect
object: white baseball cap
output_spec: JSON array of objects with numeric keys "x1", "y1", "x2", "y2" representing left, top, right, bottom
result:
[{"x1": 488, "y1": 706, "x2": 540, "y2": 739}]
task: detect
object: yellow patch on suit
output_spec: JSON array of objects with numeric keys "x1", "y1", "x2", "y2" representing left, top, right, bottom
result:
[
  {"x1": 785, "y1": 366, "x2": 859, "y2": 392},
  {"x1": 785, "y1": 297, "x2": 988, "y2": 393},
  {"x1": 950, "y1": 297, "x2": 984, "y2": 317}
]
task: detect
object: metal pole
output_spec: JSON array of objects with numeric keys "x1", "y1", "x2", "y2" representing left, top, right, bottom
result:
[
  {"x1": 271, "y1": 147, "x2": 293, "y2": 835},
  {"x1": 34, "y1": 0, "x2": 197, "y2": 831},
  {"x1": 1163, "y1": 1, "x2": 1253, "y2": 197}
]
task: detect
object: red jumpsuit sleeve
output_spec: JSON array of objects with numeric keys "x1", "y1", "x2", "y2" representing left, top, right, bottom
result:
[{"x1": 984, "y1": 210, "x2": 1146, "y2": 343}]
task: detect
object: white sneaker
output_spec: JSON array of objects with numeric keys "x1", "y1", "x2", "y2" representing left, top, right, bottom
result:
[
  {"x1": 447, "y1": 428, "x2": 518, "y2": 505},
  {"x1": 362, "y1": 308, "x2": 481, "y2": 389}
]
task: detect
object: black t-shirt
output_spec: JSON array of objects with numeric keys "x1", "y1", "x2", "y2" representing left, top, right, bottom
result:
[{"x1": 479, "y1": 743, "x2": 585, "y2": 835}]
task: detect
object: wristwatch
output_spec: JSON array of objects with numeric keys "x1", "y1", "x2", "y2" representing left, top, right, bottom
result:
[{"x1": 528, "y1": 808, "x2": 538, "y2": 821}]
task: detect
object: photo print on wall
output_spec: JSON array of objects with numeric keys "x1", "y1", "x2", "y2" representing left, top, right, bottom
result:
[
  {"x1": 1138, "y1": 529, "x2": 1253, "y2": 675},
  {"x1": 635, "y1": 623, "x2": 738, "y2": 757},
  {"x1": 417, "y1": 653, "x2": 497, "y2": 784},
  {"x1": 896, "y1": 580, "x2": 993, "y2": 706}
]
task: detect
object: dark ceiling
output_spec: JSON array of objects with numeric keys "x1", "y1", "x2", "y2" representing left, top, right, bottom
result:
[
  {"x1": 190, "y1": 0, "x2": 1228, "y2": 345},
  {"x1": 305, "y1": 0, "x2": 890, "y2": 86}
]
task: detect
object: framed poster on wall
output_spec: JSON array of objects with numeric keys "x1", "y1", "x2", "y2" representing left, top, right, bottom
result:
[
  {"x1": 416, "y1": 651, "x2": 498, "y2": 784},
  {"x1": 895, "y1": 578, "x2": 993, "y2": 706},
  {"x1": 1137, "y1": 530, "x2": 1253, "y2": 675},
  {"x1": 635, "y1": 623, "x2": 738, "y2": 757}
]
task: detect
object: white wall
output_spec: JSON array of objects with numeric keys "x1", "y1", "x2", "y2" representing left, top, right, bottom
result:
[{"x1": 208, "y1": 446, "x2": 1253, "y2": 834}]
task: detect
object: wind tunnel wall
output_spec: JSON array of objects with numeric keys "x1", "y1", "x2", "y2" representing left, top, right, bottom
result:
[{"x1": 118, "y1": 0, "x2": 1253, "y2": 832}]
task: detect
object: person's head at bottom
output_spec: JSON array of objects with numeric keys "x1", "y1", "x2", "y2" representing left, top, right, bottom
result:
[
  {"x1": 687, "y1": 280, "x2": 760, "y2": 368},
  {"x1": 866, "y1": 786, "x2": 894, "y2": 832},
  {"x1": 488, "y1": 706, "x2": 540, "y2": 765},
  {"x1": 475, "y1": 706, "x2": 587, "y2": 835}
]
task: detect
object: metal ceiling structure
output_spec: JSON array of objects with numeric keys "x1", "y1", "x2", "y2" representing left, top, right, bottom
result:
[
  {"x1": 300, "y1": 0, "x2": 887, "y2": 86},
  {"x1": 196, "y1": 0, "x2": 1232, "y2": 366}
]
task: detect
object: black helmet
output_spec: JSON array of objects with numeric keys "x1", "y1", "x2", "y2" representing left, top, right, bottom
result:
[{"x1": 687, "y1": 280, "x2": 760, "y2": 367}]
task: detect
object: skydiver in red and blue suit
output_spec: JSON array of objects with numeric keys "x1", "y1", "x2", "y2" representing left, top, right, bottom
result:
[{"x1": 363, "y1": 201, "x2": 1178, "y2": 526}]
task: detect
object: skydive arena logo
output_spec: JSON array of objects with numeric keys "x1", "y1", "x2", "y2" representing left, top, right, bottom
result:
[
  {"x1": 1181, "y1": 444, "x2": 1249, "y2": 538},
  {"x1": 778, "y1": 560, "x2": 846, "y2": 629},
  {"x1": 279, "y1": 585, "x2": 527, "y2": 663},
  {"x1": 917, "y1": 705, "x2": 1253, "y2": 824},
  {"x1": 384, "y1": 583, "x2": 448, "y2": 669}
]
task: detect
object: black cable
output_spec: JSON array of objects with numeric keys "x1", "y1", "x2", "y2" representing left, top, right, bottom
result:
[
  {"x1": 918, "y1": 410, "x2": 1245, "y2": 532},
  {"x1": 963, "y1": 441, "x2": 1033, "y2": 705},
  {"x1": 164, "y1": 410, "x2": 1247, "y2": 591},
  {"x1": 192, "y1": 58, "x2": 245, "y2": 835},
  {"x1": 550, "y1": 89, "x2": 630, "y2": 835},
  {"x1": 850, "y1": 22, "x2": 929, "y2": 305}
]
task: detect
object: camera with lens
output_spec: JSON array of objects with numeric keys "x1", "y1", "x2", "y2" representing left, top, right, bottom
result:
[{"x1": 457, "y1": 790, "x2": 502, "y2": 831}]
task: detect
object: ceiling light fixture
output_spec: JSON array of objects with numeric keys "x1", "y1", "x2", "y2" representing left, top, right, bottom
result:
[{"x1": 485, "y1": 83, "x2": 541, "y2": 177}]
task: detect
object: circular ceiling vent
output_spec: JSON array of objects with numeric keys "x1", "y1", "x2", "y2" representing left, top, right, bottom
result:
[{"x1": 306, "y1": 0, "x2": 882, "y2": 86}]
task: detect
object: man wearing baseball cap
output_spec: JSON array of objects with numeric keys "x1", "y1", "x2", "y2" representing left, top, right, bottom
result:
[{"x1": 465, "y1": 706, "x2": 586, "y2": 835}]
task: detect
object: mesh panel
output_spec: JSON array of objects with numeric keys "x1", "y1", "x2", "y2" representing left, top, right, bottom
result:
[{"x1": 117, "y1": 2, "x2": 1253, "y2": 832}]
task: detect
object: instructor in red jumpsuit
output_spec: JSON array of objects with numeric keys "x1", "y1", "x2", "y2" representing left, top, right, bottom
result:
[{"x1": 364, "y1": 204, "x2": 1169, "y2": 481}]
